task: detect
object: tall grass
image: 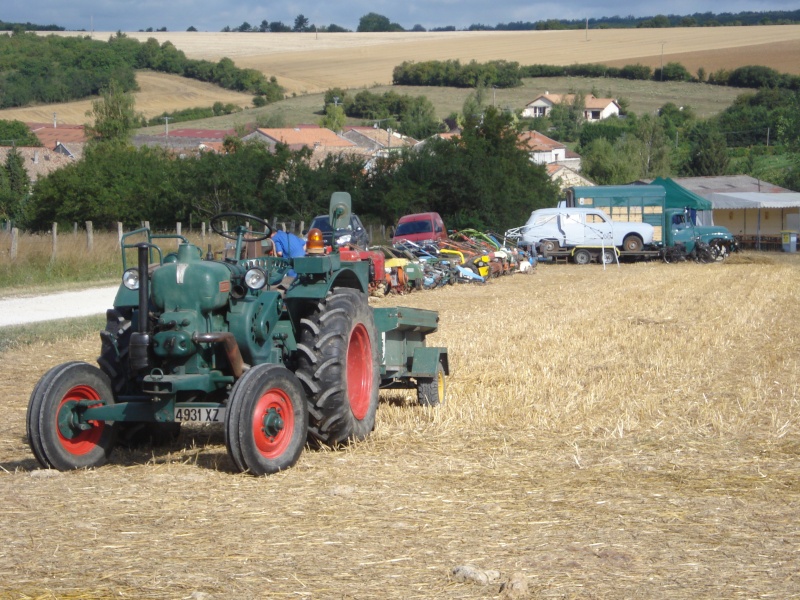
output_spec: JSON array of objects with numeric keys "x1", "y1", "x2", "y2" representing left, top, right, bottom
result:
[{"x1": 0, "y1": 228, "x2": 212, "y2": 294}]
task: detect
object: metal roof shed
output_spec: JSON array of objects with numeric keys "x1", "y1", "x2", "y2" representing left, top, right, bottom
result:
[{"x1": 709, "y1": 192, "x2": 800, "y2": 248}]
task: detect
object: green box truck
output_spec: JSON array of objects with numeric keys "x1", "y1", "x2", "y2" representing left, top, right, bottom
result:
[{"x1": 563, "y1": 178, "x2": 737, "y2": 261}]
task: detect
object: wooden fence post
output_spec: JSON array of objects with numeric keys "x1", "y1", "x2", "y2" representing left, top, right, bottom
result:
[
  {"x1": 299, "y1": 220, "x2": 304, "y2": 235},
  {"x1": 10, "y1": 227, "x2": 18, "y2": 260},
  {"x1": 176, "y1": 222, "x2": 182, "y2": 237},
  {"x1": 201, "y1": 222, "x2": 206, "y2": 240},
  {"x1": 51, "y1": 222, "x2": 58, "y2": 260},
  {"x1": 73, "y1": 222, "x2": 78, "y2": 235},
  {"x1": 85, "y1": 221, "x2": 93, "y2": 251},
  {"x1": 144, "y1": 221, "x2": 150, "y2": 231},
  {"x1": 117, "y1": 222, "x2": 123, "y2": 248}
]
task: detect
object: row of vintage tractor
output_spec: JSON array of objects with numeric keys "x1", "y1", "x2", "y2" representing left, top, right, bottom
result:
[{"x1": 340, "y1": 229, "x2": 534, "y2": 296}]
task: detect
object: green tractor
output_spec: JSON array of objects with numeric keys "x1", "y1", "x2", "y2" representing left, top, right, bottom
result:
[{"x1": 27, "y1": 193, "x2": 448, "y2": 475}]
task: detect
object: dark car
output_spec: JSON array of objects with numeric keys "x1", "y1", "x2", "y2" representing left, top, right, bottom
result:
[{"x1": 307, "y1": 214, "x2": 370, "y2": 248}]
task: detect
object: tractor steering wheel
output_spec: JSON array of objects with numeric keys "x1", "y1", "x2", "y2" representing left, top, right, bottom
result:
[{"x1": 210, "y1": 212, "x2": 272, "y2": 242}]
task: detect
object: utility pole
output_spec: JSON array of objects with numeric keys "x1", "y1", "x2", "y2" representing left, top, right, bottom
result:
[
  {"x1": 660, "y1": 42, "x2": 666, "y2": 81},
  {"x1": 162, "y1": 116, "x2": 171, "y2": 139}
]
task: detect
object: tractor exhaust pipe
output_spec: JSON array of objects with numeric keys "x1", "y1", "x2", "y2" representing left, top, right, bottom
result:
[
  {"x1": 192, "y1": 332, "x2": 250, "y2": 379},
  {"x1": 130, "y1": 243, "x2": 152, "y2": 373}
]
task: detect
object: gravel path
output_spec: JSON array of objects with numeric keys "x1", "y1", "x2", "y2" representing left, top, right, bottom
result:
[{"x1": 0, "y1": 285, "x2": 118, "y2": 327}]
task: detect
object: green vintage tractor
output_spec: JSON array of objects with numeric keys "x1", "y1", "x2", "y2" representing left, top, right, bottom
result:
[{"x1": 27, "y1": 193, "x2": 448, "y2": 475}]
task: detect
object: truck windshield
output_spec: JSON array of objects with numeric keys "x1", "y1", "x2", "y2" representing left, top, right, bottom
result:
[{"x1": 396, "y1": 221, "x2": 432, "y2": 235}]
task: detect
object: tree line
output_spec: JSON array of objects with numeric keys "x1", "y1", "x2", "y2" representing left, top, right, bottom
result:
[
  {"x1": 394, "y1": 59, "x2": 800, "y2": 91},
  {"x1": 219, "y1": 9, "x2": 800, "y2": 34},
  {"x1": 0, "y1": 30, "x2": 284, "y2": 110}
]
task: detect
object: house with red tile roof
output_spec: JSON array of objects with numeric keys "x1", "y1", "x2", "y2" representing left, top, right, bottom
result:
[
  {"x1": 517, "y1": 130, "x2": 567, "y2": 164},
  {"x1": 26, "y1": 123, "x2": 88, "y2": 147},
  {"x1": 243, "y1": 127, "x2": 355, "y2": 151},
  {"x1": 522, "y1": 93, "x2": 621, "y2": 122}
]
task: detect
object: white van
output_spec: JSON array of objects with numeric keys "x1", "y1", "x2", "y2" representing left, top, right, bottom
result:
[{"x1": 521, "y1": 207, "x2": 654, "y2": 254}]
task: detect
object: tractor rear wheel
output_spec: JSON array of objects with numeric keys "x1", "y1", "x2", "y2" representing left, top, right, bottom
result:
[
  {"x1": 296, "y1": 288, "x2": 380, "y2": 446},
  {"x1": 225, "y1": 364, "x2": 308, "y2": 475},
  {"x1": 417, "y1": 361, "x2": 446, "y2": 407},
  {"x1": 98, "y1": 307, "x2": 180, "y2": 447},
  {"x1": 27, "y1": 361, "x2": 117, "y2": 470}
]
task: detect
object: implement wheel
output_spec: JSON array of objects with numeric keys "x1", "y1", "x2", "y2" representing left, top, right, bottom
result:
[
  {"x1": 296, "y1": 288, "x2": 380, "y2": 446},
  {"x1": 417, "y1": 362, "x2": 447, "y2": 407},
  {"x1": 225, "y1": 364, "x2": 308, "y2": 475},
  {"x1": 27, "y1": 362, "x2": 117, "y2": 471}
]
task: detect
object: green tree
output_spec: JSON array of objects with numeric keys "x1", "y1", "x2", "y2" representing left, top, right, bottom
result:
[
  {"x1": 320, "y1": 104, "x2": 346, "y2": 132},
  {"x1": 399, "y1": 97, "x2": 441, "y2": 140},
  {"x1": 549, "y1": 93, "x2": 585, "y2": 142},
  {"x1": 685, "y1": 124, "x2": 730, "y2": 176},
  {"x1": 357, "y1": 13, "x2": 403, "y2": 32},
  {"x1": 0, "y1": 119, "x2": 42, "y2": 146},
  {"x1": 85, "y1": 80, "x2": 138, "y2": 144},
  {"x1": 293, "y1": 14, "x2": 309, "y2": 32},
  {"x1": 581, "y1": 137, "x2": 641, "y2": 185},
  {"x1": 0, "y1": 148, "x2": 30, "y2": 223},
  {"x1": 633, "y1": 114, "x2": 671, "y2": 178}
]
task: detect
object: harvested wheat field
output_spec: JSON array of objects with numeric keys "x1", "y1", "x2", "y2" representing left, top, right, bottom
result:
[
  {"x1": 0, "y1": 71, "x2": 255, "y2": 125},
  {"x1": 42, "y1": 26, "x2": 800, "y2": 95},
  {"x1": 1, "y1": 254, "x2": 799, "y2": 599}
]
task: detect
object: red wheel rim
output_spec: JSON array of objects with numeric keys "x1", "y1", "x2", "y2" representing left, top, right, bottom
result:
[
  {"x1": 346, "y1": 323, "x2": 373, "y2": 420},
  {"x1": 252, "y1": 388, "x2": 294, "y2": 459},
  {"x1": 57, "y1": 385, "x2": 105, "y2": 456}
]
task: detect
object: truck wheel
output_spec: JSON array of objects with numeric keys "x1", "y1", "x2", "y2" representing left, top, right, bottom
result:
[
  {"x1": 541, "y1": 240, "x2": 559, "y2": 254},
  {"x1": 296, "y1": 288, "x2": 380, "y2": 446},
  {"x1": 622, "y1": 235, "x2": 643, "y2": 252},
  {"x1": 417, "y1": 362, "x2": 446, "y2": 407},
  {"x1": 27, "y1": 362, "x2": 117, "y2": 471},
  {"x1": 601, "y1": 249, "x2": 616, "y2": 264},
  {"x1": 573, "y1": 249, "x2": 592, "y2": 265},
  {"x1": 98, "y1": 308, "x2": 180, "y2": 447},
  {"x1": 225, "y1": 364, "x2": 308, "y2": 475}
]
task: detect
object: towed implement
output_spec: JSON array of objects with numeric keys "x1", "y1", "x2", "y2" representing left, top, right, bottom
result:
[{"x1": 27, "y1": 193, "x2": 448, "y2": 476}]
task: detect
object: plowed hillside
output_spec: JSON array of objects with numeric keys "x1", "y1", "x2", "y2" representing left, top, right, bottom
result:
[{"x1": 41, "y1": 26, "x2": 800, "y2": 94}]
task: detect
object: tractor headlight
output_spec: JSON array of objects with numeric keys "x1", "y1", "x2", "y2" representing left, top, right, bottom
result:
[
  {"x1": 244, "y1": 268, "x2": 267, "y2": 290},
  {"x1": 122, "y1": 268, "x2": 140, "y2": 290}
]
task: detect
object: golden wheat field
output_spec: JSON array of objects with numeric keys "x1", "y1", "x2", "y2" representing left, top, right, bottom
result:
[
  {"x1": 1, "y1": 255, "x2": 799, "y2": 599},
  {"x1": 4, "y1": 25, "x2": 800, "y2": 124}
]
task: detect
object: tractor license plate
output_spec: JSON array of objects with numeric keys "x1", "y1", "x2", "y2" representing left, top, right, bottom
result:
[{"x1": 174, "y1": 407, "x2": 225, "y2": 423}]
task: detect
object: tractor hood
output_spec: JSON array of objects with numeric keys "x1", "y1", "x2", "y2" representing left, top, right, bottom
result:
[{"x1": 151, "y1": 244, "x2": 231, "y2": 314}]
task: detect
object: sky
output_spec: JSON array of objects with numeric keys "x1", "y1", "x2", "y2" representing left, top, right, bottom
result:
[{"x1": 4, "y1": 0, "x2": 798, "y2": 33}]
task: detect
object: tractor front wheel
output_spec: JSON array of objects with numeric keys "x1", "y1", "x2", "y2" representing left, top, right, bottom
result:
[
  {"x1": 27, "y1": 362, "x2": 117, "y2": 471},
  {"x1": 225, "y1": 364, "x2": 308, "y2": 475},
  {"x1": 296, "y1": 288, "x2": 380, "y2": 446}
]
